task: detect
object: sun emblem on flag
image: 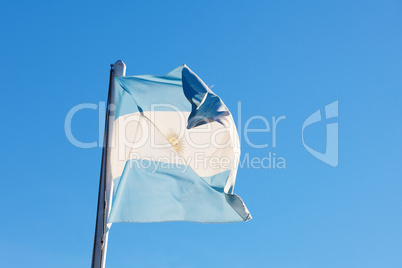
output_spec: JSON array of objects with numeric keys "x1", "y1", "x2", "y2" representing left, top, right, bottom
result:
[{"x1": 166, "y1": 131, "x2": 184, "y2": 155}]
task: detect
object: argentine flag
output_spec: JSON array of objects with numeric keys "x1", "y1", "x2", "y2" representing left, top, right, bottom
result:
[{"x1": 107, "y1": 65, "x2": 251, "y2": 223}]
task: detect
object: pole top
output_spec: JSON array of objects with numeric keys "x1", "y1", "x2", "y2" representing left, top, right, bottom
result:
[{"x1": 113, "y1": 60, "x2": 126, "y2": 77}]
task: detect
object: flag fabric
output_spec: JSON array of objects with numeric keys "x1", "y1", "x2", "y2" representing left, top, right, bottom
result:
[{"x1": 107, "y1": 65, "x2": 251, "y2": 223}]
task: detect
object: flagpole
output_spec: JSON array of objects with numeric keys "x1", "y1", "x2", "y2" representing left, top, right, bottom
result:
[{"x1": 91, "y1": 60, "x2": 126, "y2": 268}]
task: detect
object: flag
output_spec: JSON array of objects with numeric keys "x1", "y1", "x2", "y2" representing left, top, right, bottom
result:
[{"x1": 107, "y1": 64, "x2": 251, "y2": 223}]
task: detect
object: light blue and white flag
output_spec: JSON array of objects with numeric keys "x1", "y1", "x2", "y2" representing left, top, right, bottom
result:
[{"x1": 107, "y1": 65, "x2": 251, "y2": 223}]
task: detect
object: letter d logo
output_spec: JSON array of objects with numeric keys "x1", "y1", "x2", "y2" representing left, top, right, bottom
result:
[{"x1": 302, "y1": 101, "x2": 338, "y2": 167}]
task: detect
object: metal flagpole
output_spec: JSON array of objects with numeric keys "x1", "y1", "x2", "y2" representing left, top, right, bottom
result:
[{"x1": 91, "y1": 60, "x2": 126, "y2": 268}]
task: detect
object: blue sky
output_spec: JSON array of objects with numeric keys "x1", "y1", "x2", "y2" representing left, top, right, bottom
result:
[{"x1": 1, "y1": 0, "x2": 402, "y2": 267}]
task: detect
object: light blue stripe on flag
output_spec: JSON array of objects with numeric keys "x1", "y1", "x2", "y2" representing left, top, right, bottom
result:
[
  {"x1": 114, "y1": 65, "x2": 191, "y2": 117},
  {"x1": 109, "y1": 160, "x2": 250, "y2": 223}
]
